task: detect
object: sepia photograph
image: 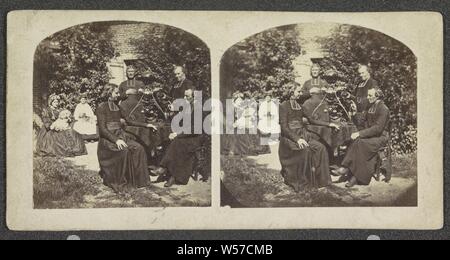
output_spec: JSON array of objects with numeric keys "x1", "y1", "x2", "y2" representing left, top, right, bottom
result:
[
  {"x1": 6, "y1": 11, "x2": 443, "y2": 231},
  {"x1": 220, "y1": 23, "x2": 418, "y2": 208},
  {"x1": 32, "y1": 21, "x2": 211, "y2": 209}
]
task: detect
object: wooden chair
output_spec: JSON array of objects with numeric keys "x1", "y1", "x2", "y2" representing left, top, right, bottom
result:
[{"x1": 374, "y1": 120, "x2": 393, "y2": 183}]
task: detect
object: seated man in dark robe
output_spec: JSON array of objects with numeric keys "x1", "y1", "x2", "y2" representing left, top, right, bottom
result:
[
  {"x1": 334, "y1": 88, "x2": 390, "y2": 188},
  {"x1": 279, "y1": 85, "x2": 340, "y2": 192},
  {"x1": 152, "y1": 89, "x2": 203, "y2": 187},
  {"x1": 96, "y1": 84, "x2": 157, "y2": 193},
  {"x1": 119, "y1": 89, "x2": 158, "y2": 165}
]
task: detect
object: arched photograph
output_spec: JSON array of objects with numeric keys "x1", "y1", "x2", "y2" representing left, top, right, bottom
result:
[
  {"x1": 33, "y1": 21, "x2": 211, "y2": 209},
  {"x1": 220, "y1": 23, "x2": 417, "y2": 208}
]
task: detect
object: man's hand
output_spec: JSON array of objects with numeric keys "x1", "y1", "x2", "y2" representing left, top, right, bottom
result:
[
  {"x1": 329, "y1": 122, "x2": 341, "y2": 131},
  {"x1": 297, "y1": 139, "x2": 309, "y2": 149},
  {"x1": 146, "y1": 124, "x2": 158, "y2": 131},
  {"x1": 116, "y1": 140, "x2": 128, "y2": 150},
  {"x1": 169, "y1": 133, "x2": 178, "y2": 140},
  {"x1": 351, "y1": 132, "x2": 360, "y2": 140}
]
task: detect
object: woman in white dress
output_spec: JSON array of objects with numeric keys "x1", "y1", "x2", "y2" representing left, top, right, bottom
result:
[
  {"x1": 73, "y1": 95, "x2": 98, "y2": 141},
  {"x1": 258, "y1": 93, "x2": 281, "y2": 145}
]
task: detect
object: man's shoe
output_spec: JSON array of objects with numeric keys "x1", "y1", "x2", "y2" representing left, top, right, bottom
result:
[
  {"x1": 151, "y1": 167, "x2": 167, "y2": 176},
  {"x1": 164, "y1": 177, "x2": 176, "y2": 188},
  {"x1": 333, "y1": 174, "x2": 351, "y2": 184},
  {"x1": 331, "y1": 167, "x2": 349, "y2": 176},
  {"x1": 152, "y1": 174, "x2": 168, "y2": 184},
  {"x1": 345, "y1": 176, "x2": 358, "y2": 188}
]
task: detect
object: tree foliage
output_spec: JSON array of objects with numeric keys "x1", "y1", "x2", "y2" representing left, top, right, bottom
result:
[
  {"x1": 221, "y1": 25, "x2": 302, "y2": 101},
  {"x1": 130, "y1": 25, "x2": 211, "y2": 97},
  {"x1": 318, "y1": 25, "x2": 417, "y2": 154},
  {"x1": 34, "y1": 23, "x2": 115, "y2": 112}
]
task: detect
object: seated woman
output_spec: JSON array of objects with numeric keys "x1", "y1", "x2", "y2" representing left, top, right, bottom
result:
[
  {"x1": 35, "y1": 95, "x2": 87, "y2": 157},
  {"x1": 73, "y1": 94, "x2": 98, "y2": 141},
  {"x1": 223, "y1": 91, "x2": 270, "y2": 156},
  {"x1": 96, "y1": 84, "x2": 156, "y2": 192},
  {"x1": 279, "y1": 86, "x2": 340, "y2": 192}
]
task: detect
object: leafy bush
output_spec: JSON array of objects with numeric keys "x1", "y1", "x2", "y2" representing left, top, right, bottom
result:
[
  {"x1": 34, "y1": 22, "x2": 115, "y2": 112},
  {"x1": 220, "y1": 25, "x2": 302, "y2": 101},
  {"x1": 130, "y1": 25, "x2": 211, "y2": 97},
  {"x1": 33, "y1": 157, "x2": 102, "y2": 209}
]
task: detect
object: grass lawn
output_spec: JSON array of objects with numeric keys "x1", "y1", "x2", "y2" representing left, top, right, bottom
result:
[
  {"x1": 221, "y1": 153, "x2": 417, "y2": 208},
  {"x1": 33, "y1": 156, "x2": 210, "y2": 209}
]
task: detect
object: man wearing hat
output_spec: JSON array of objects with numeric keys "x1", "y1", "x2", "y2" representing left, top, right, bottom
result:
[
  {"x1": 300, "y1": 64, "x2": 330, "y2": 104},
  {"x1": 119, "y1": 66, "x2": 146, "y2": 101}
]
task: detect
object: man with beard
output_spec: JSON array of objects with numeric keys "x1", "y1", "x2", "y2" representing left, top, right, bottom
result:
[
  {"x1": 334, "y1": 88, "x2": 390, "y2": 188},
  {"x1": 119, "y1": 66, "x2": 146, "y2": 101},
  {"x1": 152, "y1": 89, "x2": 203, "y2": 187},
  {"x1": 170, "y1": 66, "x2": 195, "y2": 100},
  {"x1": 300, "y1": 64, "x2": 330, "y2": 104},
  {"x1": 278, "y1": 85, "x2": 340, "y2": 192}
]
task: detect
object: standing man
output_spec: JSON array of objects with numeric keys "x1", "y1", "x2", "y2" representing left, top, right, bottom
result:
[
  {"x1": 170, "y1": 66, "x2": 195, "y2": 100},
  {"x1": 334, "y1": 88, "x2": 390, "y2": 188},
  {"x1": 300, "y1": 64, "x2": 330, "y2": 104},
  {"x1": 354, "y1": 65, "x2": 379, "y2": 127},
  {"x1": 119, "y1": 65, "x2": 146, "y2": 101}
]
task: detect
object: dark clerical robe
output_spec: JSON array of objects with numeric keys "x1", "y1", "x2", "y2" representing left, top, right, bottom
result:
[
  {"x1": 159, "y1": 101, "x2": 202, "y2": 185},
  {"x1": 300, "y1": 78, "x2": 329, "y2": 104},
  {"x1": 120, "y1": 94, "x2": 160, "y2": 154},
  {"x1": 96, "y1": 101, "x2": 150, "y2": 192},
  {"x1": 302, "y1": 95, "x2": 330, "y2": 123},
  {"x1": 278, "y1": 100, "x2": 332, "y2": 192},
  {"x1": 119, "y1": 79, "x2": 146, "y2": 101},
  {"x1": 354, "y1": 78, "x2": 378, "y2": 127},
  {"x1": 170, "y1": 79, "x2": 195, "y2": 100},
  {"x1": 342, "y1": 101, "x2": 390, "y2": 185}
]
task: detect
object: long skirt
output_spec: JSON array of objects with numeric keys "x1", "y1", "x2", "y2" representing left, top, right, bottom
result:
[
  {"x1": 341, "y1": 136, "x2": 388, "y2": 185},
  {"x1": 36, "y1": 127, "x2": 87, "y2": 157},
  {"x1": 98, "y1": 129, "x2": 149, "y2": 191},
  {"x1": 279, "y1": 137, "x2": 331, "y2": 192},
  {"x1": 160, "y1": 136, "x2": 201, "y2": 185}
]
